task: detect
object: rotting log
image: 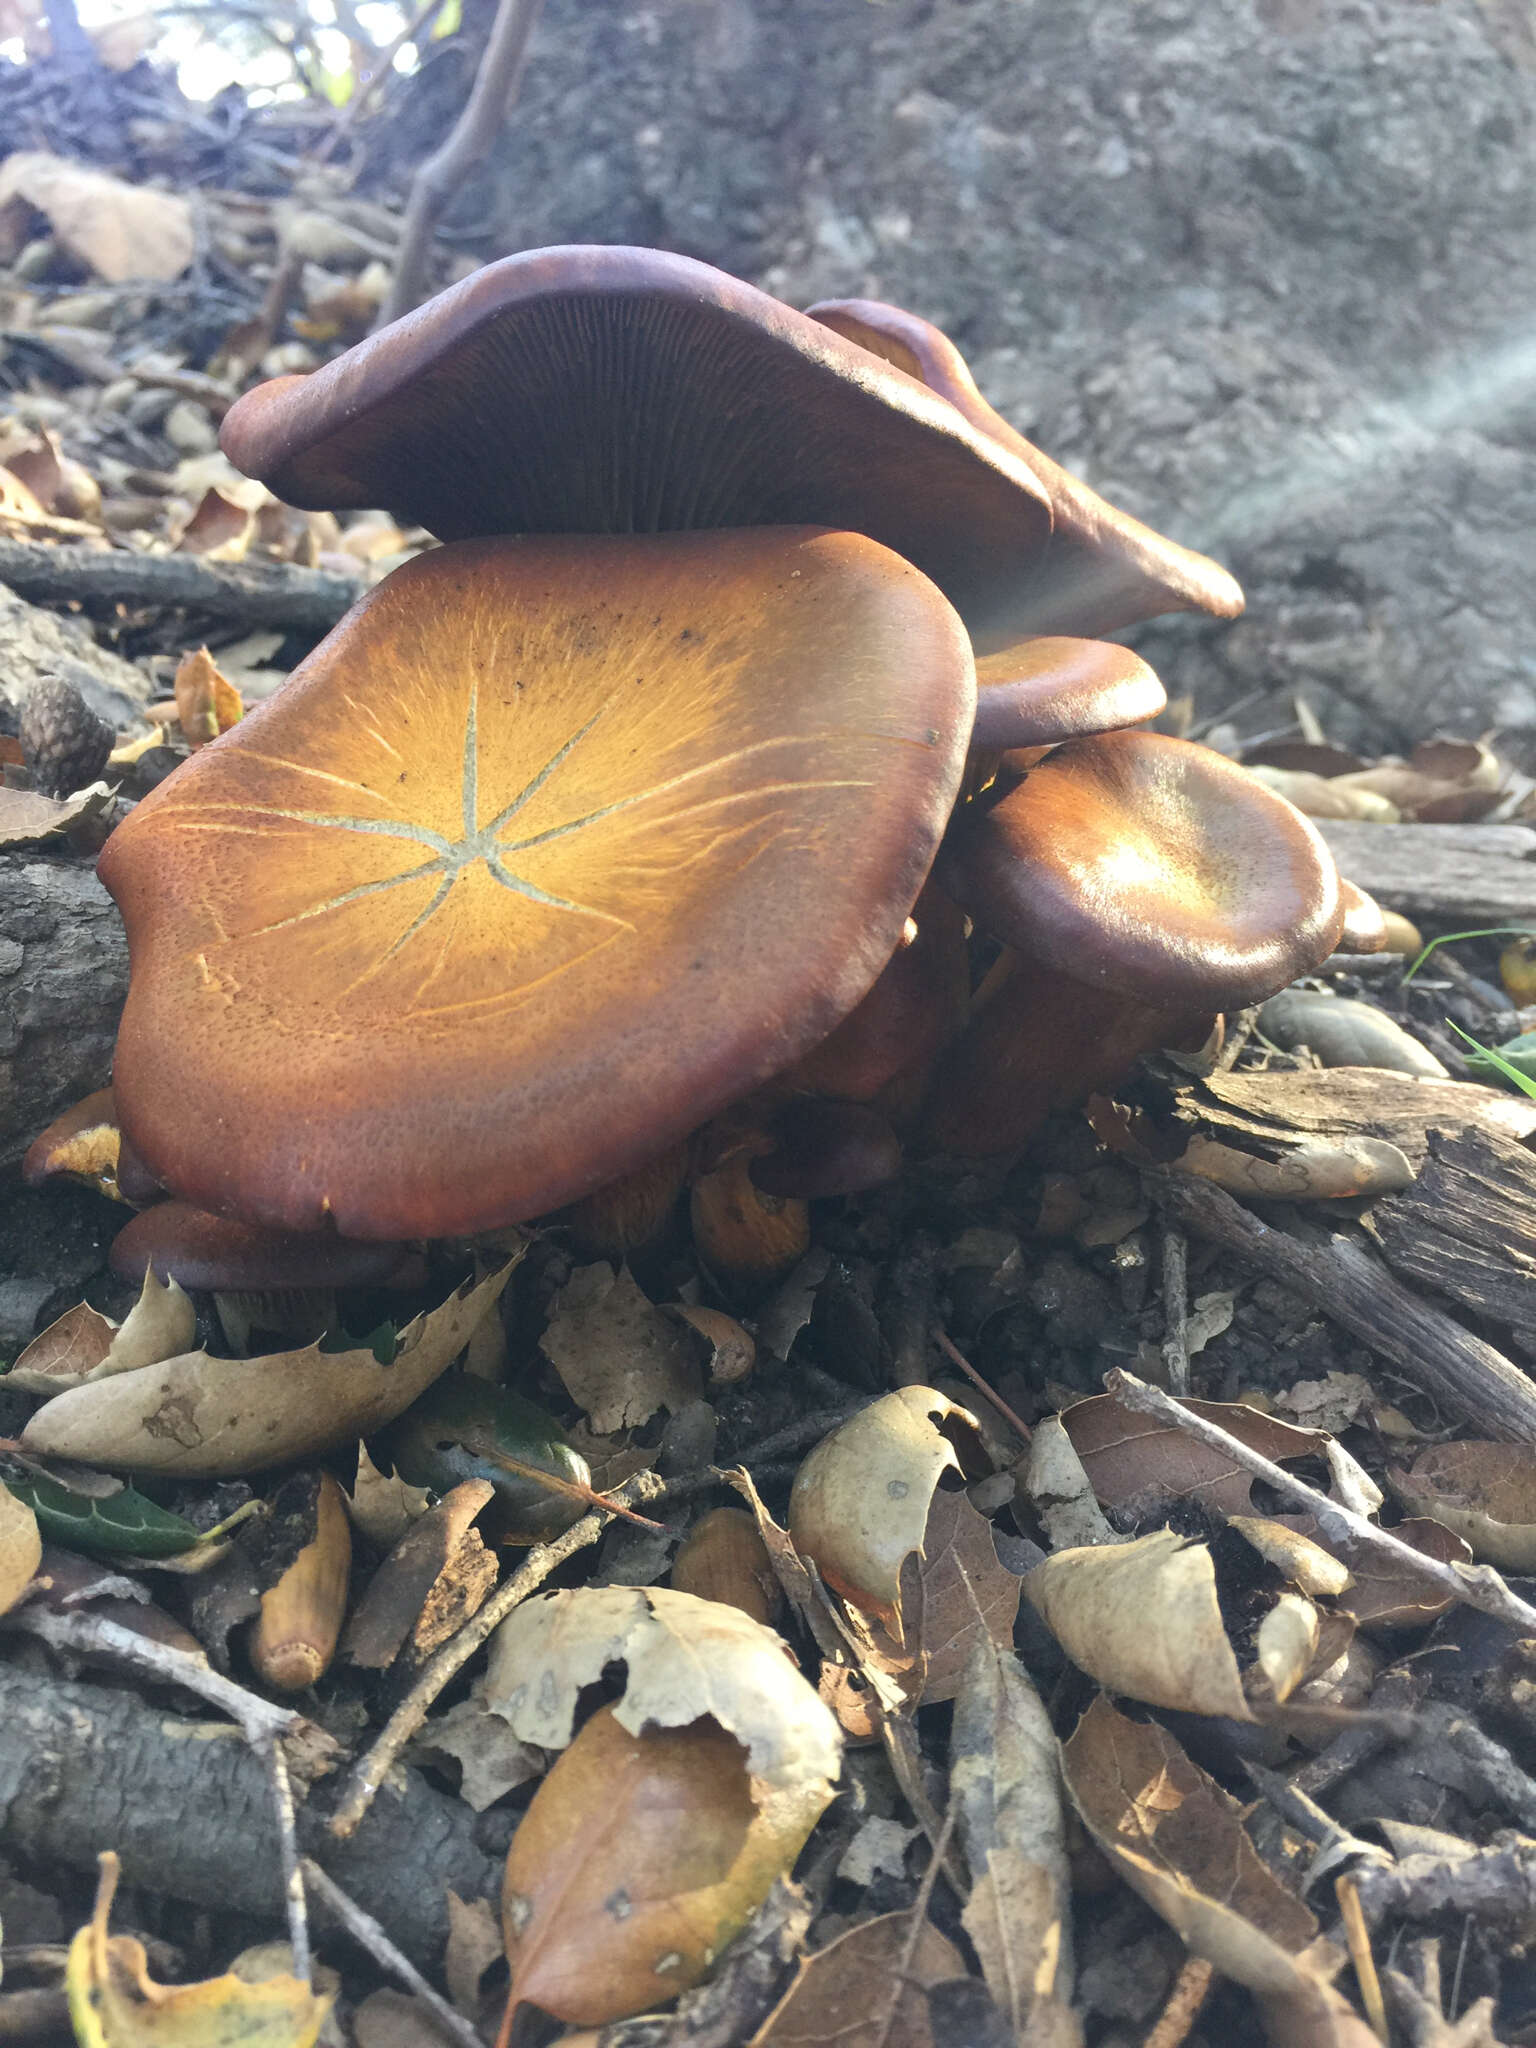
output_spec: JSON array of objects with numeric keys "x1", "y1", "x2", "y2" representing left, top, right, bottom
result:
[
  {"x1": 0, "y1": 1662, "x2": 497, "y2": 1968},
  {"x1": 0, "y1": 540, "x2": 361, "y2": 635},
  {"x1": 1319, "y1": 820, "x2": 1536, "y2": 925},
  {"x1": 0, "y1": 852, "x2": 127, "y2": 1168},
  {"x1": 1152, "y1": 1167, "x2": 1536, "y2": 1444}
]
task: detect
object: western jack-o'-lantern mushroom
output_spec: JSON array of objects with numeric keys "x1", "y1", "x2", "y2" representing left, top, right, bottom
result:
[
  {"x1": 923, "y1": 731, "x2": 1345, "y2": 1156},
  {"x1": 99, "y1": 528, "x2": 973, "y2": 1239}
]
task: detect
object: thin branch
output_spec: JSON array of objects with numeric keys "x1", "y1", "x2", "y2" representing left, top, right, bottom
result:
[
  {"x1": 379, "y1": 0, "x2": 547, "y2": 326},
  {"x1": 261, "y1": 1737, "x2": 311, "y2": 1986},
  {"x1": 1104, "y1": 1368, "x2": 1536, "y2": 1635},
  {"x1": 935, "y1": 1329, "x2": 1032, "y2": 1443},
  {"x1": 301, "y1": 1860, "x2": 483, "y2": 2048}
]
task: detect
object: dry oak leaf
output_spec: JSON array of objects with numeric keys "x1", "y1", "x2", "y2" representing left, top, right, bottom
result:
[
  {"x1": 540, "y1": 1260, "x2": 702, "y2": 1433},
  {"x1": 1388, "y1": 1442, "x2": 1536, "y2": 1572},
  {"x1": 343, "y1": 1439, "x2": 432, "y2": 1551},
  {"x1": 1026, "y1": 1528, "x2": 1253, "y2": 1721},
  {"x1": 1022, "y1": 1412, "x2": 1118, "y2": 1552},
  {"x1": 22, "y1": 1259, "x2": 515, "y2": 1478},
  {"x1": 1061, "y1": 1390, "x2": 1329, "y2": 1520},
  {"x1": 0, "y1": 1480, "x2": 43, "y2": 1616},
  {"x1": 1062, "y1": 1698, "x2": 1377, "y2": 2048},
  {"x1": 748, "y1": 1911, "x2": 967, "y2": 2048},
  {"x1": 10, "y1": 1268, "x2": 195, "y2": 1397},
  {"x1": 0, "y1": 782, "x2": 113, "y2": 848},
  {"x1": 67, "y1": 1851, "x2": 330, "y2": 2047},
  {"x1": 0, "y1": 152, "x2": 194, "y2": 282},
  {"x1": 1337, "y1": 1516, "x2": 1470, "y2": 1631},
  {"x1": 952, "y1": 1637, "x2": 1074, "y2": 2025},
  {"x1": 412, "y1": 1693, "x2": 543, "y2": 1812},
  {"x1": 501, "y1": 1702, "x2": 812, "y2": 2029},
  {"x1": 483, "y1": 1585, "x2": 841, "y2": 1845},
  {"x1": 788, "y1": 1385, "x2": 989, "y2": 1626},
  {"x1": 172, "y1": 645, "x2": 243, "y2": 746},
  {"x1": 1228, "y1": 1516, "x2": 1354, "y2": 1598},
  {"x1": 889, "y1": 1483, "x2": 1023, "y2": 1707}
]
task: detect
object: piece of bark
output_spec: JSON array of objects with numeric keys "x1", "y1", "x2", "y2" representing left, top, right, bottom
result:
[
  {"x1": 0, "y1": 1663, "x2": 497, "y2": 1967},
  {"x1": 1319, "y1": 820, "x2": 1536, "y2": 922},
  {"x1": 1367, "y1": 1126, "x2": 1536, "y2": 1360},
  {"x1": 0, "y1": 852, "x2": 128, "y2": 1168},
  {"x1": 1151, "y1": 1168, "x2": 1536, "y2": 1442},
  {"x1": 0, "y1": 540, "x2": 362, "y2": 635},
  {"x1": 0, "y1": 579, "x2": 154, "y2": 729},
  {"x1": 1185, "y1": 1068, "x2": 1536, "y2": 1168}
]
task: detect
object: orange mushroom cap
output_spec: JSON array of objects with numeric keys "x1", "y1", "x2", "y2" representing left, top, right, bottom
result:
[
  {"x1": 939, "y1": 731, "x2": 1344, "y2": 1012},
  {"x1": 970, "y1": 637, "x2": 1167, "y2": 752},
  {"x1": 220, "y1": 244, "x2": 1059, "y2": 655},
  {"x1": 99, "y1": 527, "x2": 973, "y2": 1239},
  {"x1": 809, "y1": 296, "x2": 1244, "y2": 639}
]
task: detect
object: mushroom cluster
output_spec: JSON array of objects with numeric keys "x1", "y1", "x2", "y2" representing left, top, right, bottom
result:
[{"x1": 68, "y1": 245, "x2": 1344, "y2": 1268}]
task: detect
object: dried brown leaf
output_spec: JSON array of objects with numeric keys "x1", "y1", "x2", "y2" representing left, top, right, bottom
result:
[
  {"x1": 1388, "y1": 1442, "x2": 1536, "y2": 1570},
  {"x1": 540, "y1": 1261, "x2": 702, "y2": 1432},
  {"x1": 1062, "y1": 1390, "x2": 1329, "y2": 1519},
  {"x1": 749, "y1": 1912, "x2": 966, "y2": 2048},
  {"x1": 0, "y1": 1481, "x2": 42, "y2": 1615},
  {"x1": 1337, "y1": 1516, "x2": 1470, "y2": 1630},
  {"x1": 0, "y1": 782, "x2": 112, "y2": 848},
  {"x1": 0, "y1": 152, "x2": 193, "y2": 281}
]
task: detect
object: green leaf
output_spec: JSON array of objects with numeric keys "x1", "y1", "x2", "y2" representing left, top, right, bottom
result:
[
  {"x1": 319, "y1": 1319, "x2": 398, "y2": 1365},
  {"x1": 3, "y1": 1466, "x2": 204, "y2": 1559},
  {"x1": 379, "y1": 1373, "x2": 594, "y2": 1543},
  {"x1": 1449, "y1": 1022, "x2": 1536, "y2": 1099}
]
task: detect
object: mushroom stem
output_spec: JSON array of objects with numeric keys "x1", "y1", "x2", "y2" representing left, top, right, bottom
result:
[{"x1": 919, "y1": 951, "x2": 1214, "y2": 1157}]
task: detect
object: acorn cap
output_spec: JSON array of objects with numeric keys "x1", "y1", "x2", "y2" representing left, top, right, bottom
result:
[
  {"x1": 939, "y1": 730, "x2": 1344, "y2": 1012},
  {"x1": 809, "y1": 296, "x2": 1244, "y2": 639},
  {"x1": 110, "y1": 1200, "x2": 407, "y2": 1291},
  {"x1": 21, "y1": 676, "x2": 114, "y2": 799},
  {"x1": 220, "y1": 245, "x2": 1059, "y2": 654},
  {"x1": 970, "y1": 637, "x2": 1167, "y2": 752},
  {"x1": 99, "y1": 527, "x2": 973, "y2": 1239}
]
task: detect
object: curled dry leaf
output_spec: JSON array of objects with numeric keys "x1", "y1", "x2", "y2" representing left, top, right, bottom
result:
[
  {"x1": 0, "y1": 1480, "x2": 43, "y2": 1616},
  {"x1": 0, "y1": 152, "x2": 195, "y2": 281},
  {"x1": 342, "y1": 1477, "x2": 497, "y2": 1670},
  {"x1": 749, "y1": 1911, "x2": 966, "y2": 2048},
  {"x1": 1062, "y1": 1698, "x2": 1374, "y2": 2048},
  {"x1": 67, "y1": 1851, "x2": 330, "y2": 2048},
  {"x1": 484, "y1": 1585, "x2": 841, "y2": 1843},
  {"x1": 1388, "y1": 1442, "x2": 1536, "y2": 1571},
  {"x1": 10, "y1": 1268, "x2": 195, "y2": 1396},
  {"x1": 952, "y1": 1638, "x2": 1074, "y2": 2027},
  {"x1": 888, "y1": 1484, "x2": 1023, "y2": 1707},
  {"x1": 1061, "y1": 1391, "x2": 1329, "y2": 1521},
  {"x1": 173, "y1": 492, "x2": 255, "y2": 563},
  {"x1": 413, "y1": 1693, "x2": 544, "y2": 1813},
  {"x1": 173, "y1": 645, "x2": 244, "y2": 744},
  {"x1": 22, "y1": 1260, "x2": 515, "y2": 1478},
  {"x1": 787, "y1": 1385, "x2": 987, "y2": 1625},
  {"x1": 540, "y1": 1261, "x2": 703, "y2": 1433},
  {"x1": 344, "y1": 1440, "x2": 432, "y2": 1551},
  {"x1": 1337, "y1": 1517, "x2": 1471, "y2": 1631},
  {"x1": 1026, "y1": 1529, "x2": 1253, "y2": 1720},
  {"x1": 502, "y1": 1703, "x2": 805, "y2": 2028},
  {"x1": 1252, "y1": 1592, "x2": 1321, "y2": 1709},
  {"x1": 0, "y1": 782, "x2": 113, "y2": 849},
  {"x1": 1022, "y1": 1414, "x2": 1118, "y2": 1551},
  {"x1": 1228, "y1": 1517, "x2": 1354, "y2": 1598}
]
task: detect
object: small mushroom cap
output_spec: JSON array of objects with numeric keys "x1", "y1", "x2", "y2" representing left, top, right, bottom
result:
[
  {"x1": 22, "y1": 1087, "x2": 119, "y2": 1189},
  {"x1": 970, "y1": 637, "x2": 1167, "y2": 752},
  {"x1": 221, "y1": 244, "x2": 1054, "y2": 653},
  {"x1": 940, "y1": 730, "x2": 1345, "y2": 1011},
  {"x1": 809, "y1": 296, "x2": 1245, "y2": 638},
  {"x1": 110, "y1": 1201, "x2": 407, "y2": 1291},
  {"x1": 100, "y1": 527, "x2": 973, "y2": 1239},
  {"x1": 1338, "y1": 878, "x2": 1389, "y2": 954}
]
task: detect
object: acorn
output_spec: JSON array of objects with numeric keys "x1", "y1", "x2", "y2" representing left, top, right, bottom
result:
[
  {"x1": 249, "y1": 1472, "x2": 352, "y2": 1691},
  {"x1": 20, "y1": 676, "x2": 114, "y2": 798},
  {"x1": 670, "y1": 1506, "x2": 779, "y2": 1626}
]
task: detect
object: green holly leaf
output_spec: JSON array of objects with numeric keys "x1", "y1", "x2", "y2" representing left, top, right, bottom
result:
[{"x1": 3, "y1": 1465, "x2": 204, "y2": 1559}]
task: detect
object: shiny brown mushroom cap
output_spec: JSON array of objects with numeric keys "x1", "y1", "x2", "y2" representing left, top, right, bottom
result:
[
  {"x1": 970, "y1": 637, "x2": 1167, "y2": 752},
  {"x1": 220, "y1": 244, "x2": 1054, "y2": 654},
  {"x1": 1338, "y1": 878, "x2": 1389, "y2": 954},
  {"x1": 110, "y1": 1201, "x2": 406, "y2": 1290},
  {"x1": 809, "y1": 295, "x2": 1244, "y2": 639},
  {"x1": 939, "y1": 730, "x2": 1344, "y2": 1011},
  {"x1": 100, "y1": 526, "x2": 974, "y2": 1240}
]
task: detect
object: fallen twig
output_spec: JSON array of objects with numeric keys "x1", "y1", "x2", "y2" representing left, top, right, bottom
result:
[
  {"x1": 329, "y1": 1467, "x2": 669, "y2": 1839},
  {"x1": 935, "y1": 1328, "x2": 1032, "y2": 1442},
  {"x1": 1150, "y1": 1168, "x2": 1536, "y2": 1440},
  {"x1": 0, "y1": 539, "x2": 362, "y2": 633},
  {"x1": 302, "y1": 1859, "x2": 482, "y2": 2048},
  {"x1": 1104, "y1": 1368, "x2": 1536, "y2": 1635},
  {"x1": 1159, "y1": 1223, "x2": 1190, "y2": 1396},
  {"x1": 262, "y1": 1737, "x2": 311, "y2": 1986}
]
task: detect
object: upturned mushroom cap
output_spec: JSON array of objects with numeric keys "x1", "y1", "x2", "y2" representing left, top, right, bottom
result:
[
  {"x1": 220, "y1": 245, "x2": 1057, "y2": 654},
  {"x1": 970, "y1": 637, "x2": 1167, "y2": 752},
  {"x1": 809, "y1": 296, "x2": 1244, "y2": 639},
  {"x1": 110, "y1": 1200, "x2": 406, "y2": 1290},
  {"x1": 100, "y1": 526, "x2": 973, "y2": 1239},
  {"x1": 939, "y1": 730, "x2": 1344, "y2": 1012}
]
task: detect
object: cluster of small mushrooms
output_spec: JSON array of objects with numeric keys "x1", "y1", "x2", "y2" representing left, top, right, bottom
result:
[{"x1": 28, "y1": 245, "x2": 1358, "y2": 1299}]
